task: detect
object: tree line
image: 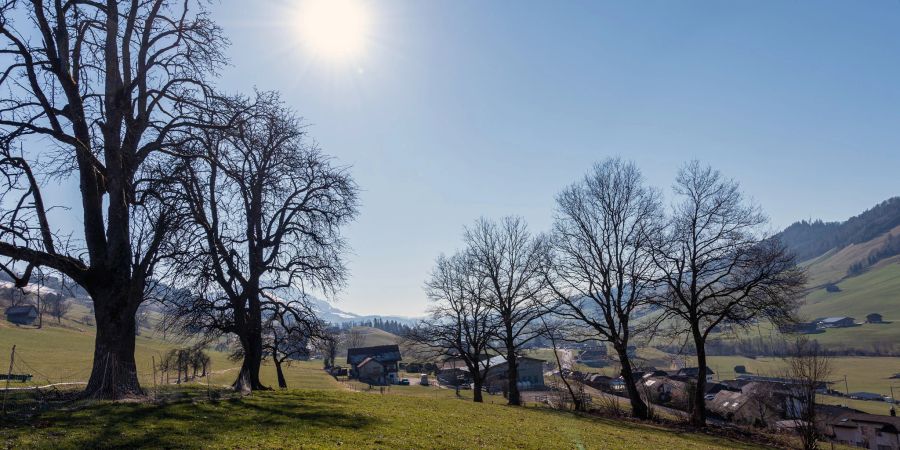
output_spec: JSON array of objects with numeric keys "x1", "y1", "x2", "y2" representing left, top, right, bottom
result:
[
  {"x1": 0, "y1": 1, "x2": 356, "y2": 398},
  {"x1": 410, "y1": 159, "x2": 805, "y2": 427}
]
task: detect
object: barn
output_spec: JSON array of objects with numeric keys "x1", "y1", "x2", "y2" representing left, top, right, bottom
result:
[{"x1": 5, "y1": 305, "x2": 38, "y2": 325}]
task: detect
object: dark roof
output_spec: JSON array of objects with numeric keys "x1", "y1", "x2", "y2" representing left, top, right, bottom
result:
[
  {"x1": 347, "y1": 345, "x2": 402, "y2": 365},
  {"x1": 819, "y1": 316, "x2": 854, "y2": 324},
  {"x1": 677, "y1": 367, "x2": 715, "y2": 376},
  {"x1": 830, "y1": 413, "x2": 900, "y2": 433},
  {"x1": 357, "y1": 356, "x2": 382, "y2": 369},
  {"x1": 5, "y1": 305, "x2": 37, "y2": 316}
]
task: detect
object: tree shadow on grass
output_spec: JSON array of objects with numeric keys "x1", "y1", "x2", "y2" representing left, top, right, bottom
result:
[{"x1": 9, "y1": 391, "x2": 379, "y2": 449}]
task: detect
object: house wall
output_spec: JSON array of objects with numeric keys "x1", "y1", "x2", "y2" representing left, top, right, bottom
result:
[
  {"x1": 358, "y1": 362, "x2": 385, "y2": 384},
  {"x1": 485, "y1": 359, "x2": 546, "y2": 391}
]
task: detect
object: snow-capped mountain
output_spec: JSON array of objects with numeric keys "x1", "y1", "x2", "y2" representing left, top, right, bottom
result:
[{"x1": 309, "y1": 297, "x2": 420, "y2": 325}]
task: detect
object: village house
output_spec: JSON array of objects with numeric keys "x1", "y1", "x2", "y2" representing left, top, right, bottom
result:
[
  {"x1": 866, "y1": 313, "x2": 885, "y2": 324},
  {"x1": 639, "y1": 376, "x2": 691, "y2": 408},
  {"x1": 849, "y1": 392, "x2": 885, "y2": 401},
  {"x1": 4, "y1": 305, "x2": 38, "y2": 325},
  {"x1": 817, "y1": 316, "x2": 856, "y2": 329},
  {"x1": 483, "y1": 355, "x2": 546, "y2": 392},
  {"x1": 436, "y1": 359, "x2": 473, "y2": 386},
  {"x1": 346, "y1": 345, "x2": 402, "y2": 385},
  {"x1": 829, "y1": 413, "x2": 900, "y2": 450},
  {"x1": 676, "y1": 367, "x2": 715, "y2": 382}
]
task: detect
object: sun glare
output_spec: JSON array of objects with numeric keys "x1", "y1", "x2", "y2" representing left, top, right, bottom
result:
[{"x1": 298, "y1": 0, "x2": 370, "y2": 62}]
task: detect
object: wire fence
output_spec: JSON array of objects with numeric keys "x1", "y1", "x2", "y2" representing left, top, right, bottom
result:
[{"x1": 0, "y1": 344, "x2": 243, "y2": 420}]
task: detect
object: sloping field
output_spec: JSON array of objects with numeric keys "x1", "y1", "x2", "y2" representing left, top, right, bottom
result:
[{"x1": 0, "y1": 363, "x2": 767, "y2": 449}]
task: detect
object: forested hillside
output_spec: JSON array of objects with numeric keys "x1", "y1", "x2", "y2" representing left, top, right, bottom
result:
[{"x1": 778, "y1": 197, "x2": 900, "y2": 262}]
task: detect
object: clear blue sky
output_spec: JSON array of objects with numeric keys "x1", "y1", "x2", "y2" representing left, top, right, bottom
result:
[
  {"x1": 202, "y1": 1, "x2": 899, "y2": 315},
  {"x1": 38, "y1": 0, "x2": 900, "y2": 315}
]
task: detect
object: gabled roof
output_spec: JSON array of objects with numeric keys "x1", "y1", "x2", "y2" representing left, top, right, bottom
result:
[
  {"x1": 5, "y1": 305, "x2": 37, "y2": 316},
  {"x1": 347, "y1": 345, "x2": 402, "y2": 365},
  {"x1": 482, "y1": 355, "x2": 544, "y2": 371},
  {"x1": 677, "y1": 367, "x2": 714, "y2": 376},
  {"x1": 830, "y1": 413, "x2": 900, "y2": 433},
  {"x1": 820, "y1": 316, "x2": 854, "y2": 323},
  {"x1": 357, "y1": 356, "x2": 382, "y2": 369}
]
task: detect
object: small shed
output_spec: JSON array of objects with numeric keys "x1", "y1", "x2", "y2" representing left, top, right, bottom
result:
[
  {"x1": 866, "y1": 313, "x2": 884, "y2": 324},
  {"x1": 5, "y1": 305, "x2": 38, "y2": 325}
]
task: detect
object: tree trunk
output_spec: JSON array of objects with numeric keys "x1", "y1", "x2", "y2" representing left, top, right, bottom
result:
[
  {"x1": 275, "y1": 360, "x2": 287, "y2": 389},
  {"x1": 506, "y1": 346, "x2": 521, "y2": 406},
  {"x1": 83, "y1": 293, "x2": 142, "y2": 399},
  {"x1": 617, "y1": 346, "x2": 650, "y2": 420},
  {"x1": 232, "y1": 294, "x2": 269, "y2": 392},
  {"x1": 233, "y1": 330, "x2": 268, "y2": 392},
  {"x1": 691, "y1": 335, "x2": 708, "y2": 427},
  {"x1": 473, "y1": 378, "x2": 484, "y2": 403}
]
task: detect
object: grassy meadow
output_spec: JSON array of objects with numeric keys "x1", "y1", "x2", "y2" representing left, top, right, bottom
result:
[{"x1": 0, "y1": 359, "x2": 768, "y2": 450}]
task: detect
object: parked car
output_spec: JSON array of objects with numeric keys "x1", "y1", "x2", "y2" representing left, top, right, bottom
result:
[
  {"x1": 420, "y1": 374, "x2": 430, "y2": 386},
  {"x1": 398, "y1": 378, "x2": 410, "y2": 386}
]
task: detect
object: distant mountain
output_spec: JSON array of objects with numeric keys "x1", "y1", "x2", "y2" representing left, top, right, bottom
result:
[
  {"x1": 776, "y1": 197, "x2": 900, "y2": 352},
  {"x1": 778, "y1": 197, "x2": 900, "y2": 262},
  {"x1": 308, "y1": 297, "x2": 420, "y2": 326}
]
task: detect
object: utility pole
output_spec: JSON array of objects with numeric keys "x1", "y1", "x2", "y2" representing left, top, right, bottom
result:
[{"x1": 844, "y1": 375, "x2": 849, "y2": 396}]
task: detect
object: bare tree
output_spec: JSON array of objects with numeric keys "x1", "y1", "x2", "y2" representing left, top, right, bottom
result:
[
  {"x1": 651, "y1": 161, "x2": 806, "y2": 426},
  {"x1": 0, "y1": 0, "x2": 226, "y2": 398},
  {"x1": 261, "y1": 297, "x2": 322, "y2": 389},
  {"x1": 317, "y1": 327, "x2": 340, "y2": 369},
  {"x1": 164, "y1": 92, "x2": 358, "y2": 392},
  {"x1": 343, "y1": 328, "x2": 366, "y2": 351},
  {"x1": 407, "y1": 252, "x2": 497, "y2": 402},
  {"x1": 465, "y1": 217, "x2": 549, "y2": 406},
  {"x1": 783, "y1": 337, "x2": 832, "y2": 450},
  {"x1": 540, "y1": 318, "x2": 587, "y2": 412},
  {"x1": 46, "y1": 293, "x2": 72, "y2": 324},
  {"x1": 546, "y1": 158, "x2": 662, "y2": 420}
]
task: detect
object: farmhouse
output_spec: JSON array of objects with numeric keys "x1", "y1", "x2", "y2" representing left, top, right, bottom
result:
[
  {"x1": 4, "y1": 305, "x2": 38, "y2": 325},
  {"x1": 483, "y1": 355, "x2": 545, "y2": 392},
  {"x1": 849, "y1": 392, "x2": 885, "y2": 401},
  {"x1": 829, "y1": 413, "x2": 900, "y2": 450},
  {"x1": 817, "y1": 316, "x2": 855, "y2": 329},
  {"x1": 866, "y1": 313, "x2": 884, "y2": 324},
  {"x1": 346, "y1": 345, "x2": 402, "y2": 385}
]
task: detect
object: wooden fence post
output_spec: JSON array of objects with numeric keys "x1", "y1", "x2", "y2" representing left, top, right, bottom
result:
[{"x1": 2, "y1": 345, "x2": 17, "y2": 414}]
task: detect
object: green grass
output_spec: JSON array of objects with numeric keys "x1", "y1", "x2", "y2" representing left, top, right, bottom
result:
[{"x1": 0, "y1": 383, "x2": 765, "y2": 449}]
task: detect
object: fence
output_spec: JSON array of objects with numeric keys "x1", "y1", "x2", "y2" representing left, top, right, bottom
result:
[{"x1": 0, "y1": 344, "x2": 239, "y2": 420}]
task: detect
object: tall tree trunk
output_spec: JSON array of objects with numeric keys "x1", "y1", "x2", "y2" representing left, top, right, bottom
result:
[
  {"x1": 473, "y1": 378, "x2": 484, "y2": 403},
  {"x1": 84, "y1": 290, "x2": 142, "y2": 399},
  {"x1": 275, "y1": 360, "x2": 287, "y2": 389},
  {"x1": 233, "y1": 331, "x2": 268, "y2": 392},
  {"x1": 617, "y1": 346, "x2": 649, "y2": 420},
  {"x1": 691, "y1": 333, "x2": 708, "y2": 427},
  {"x1": 506, "y1": 345, "x2": 521, "y2": 406}
]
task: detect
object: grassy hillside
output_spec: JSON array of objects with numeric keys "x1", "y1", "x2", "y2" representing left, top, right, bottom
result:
[
  {"x1": 0, "y1": 310, "x2": 320, "y2": 390},
  {"x1": 349, "y1": 326, "x2": 402, "y2": 347},
  {"x1": 802, "y1": 224, "x2": 900, "y2": 288},
  {"x1": 0, "y1": 361, "x2": 766, "y2": 449}
]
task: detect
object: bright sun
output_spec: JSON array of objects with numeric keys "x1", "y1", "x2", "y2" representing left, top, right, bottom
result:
[{"x1": 298, "y1": 0, "x2": 370, "y2": 62}]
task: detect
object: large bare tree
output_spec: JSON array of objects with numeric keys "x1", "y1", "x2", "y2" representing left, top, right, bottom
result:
[
  {"x1": 546, "y1": 158, "x2": 662, "y2": 420},
  {"x1": 651, "y1": 161, "x2": 805, "y2": 426},
  {"x1": 407, "y1": 252, "x2": 497, "y2": 402},
  {"x1": 165, "y1": 92, "x2": 357, "y2": 391},
  {"x1": 0, "y1": 0, "x2": 225, "y2": 398},
  {"x1": 465, "y1": 217, "x2": 549, "y2": 406}
]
